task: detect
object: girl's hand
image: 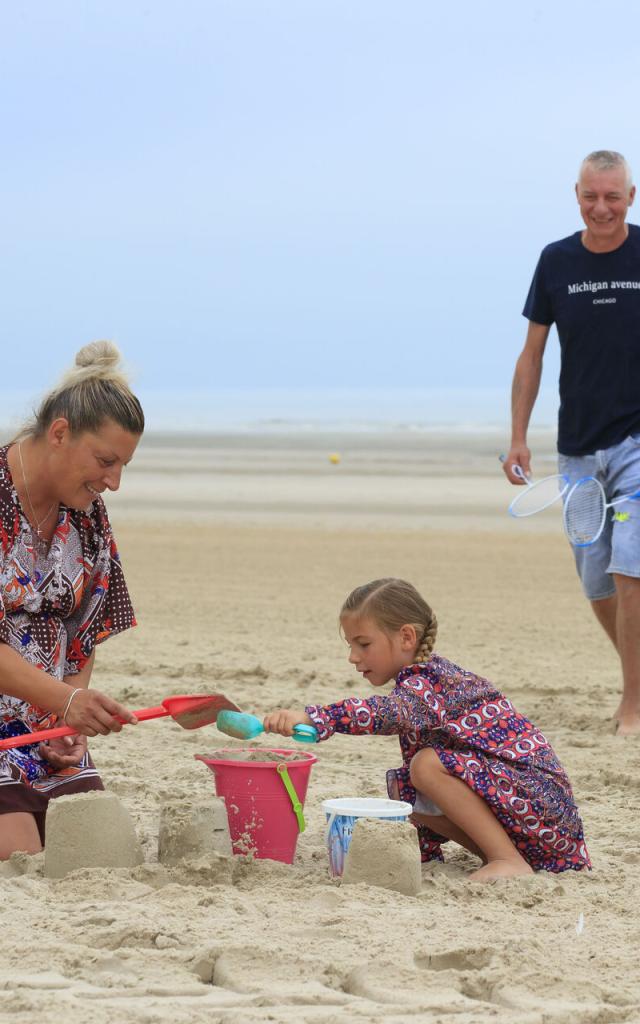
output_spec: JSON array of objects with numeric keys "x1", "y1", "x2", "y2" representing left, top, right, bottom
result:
[
  {"x1": 60, "y1": 688, "x2": 138, "y2": 736},
  {"x1": 39, "y1": 734, "x2": 88, "y2": 769},
  {"x1": 263, "y1": 708, "x2": 313, "y2": 737}
]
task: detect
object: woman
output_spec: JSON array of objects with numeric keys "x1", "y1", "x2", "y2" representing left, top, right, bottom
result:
[{"x1": 0, "y1": 340, "x2": 144, "y2": 858}]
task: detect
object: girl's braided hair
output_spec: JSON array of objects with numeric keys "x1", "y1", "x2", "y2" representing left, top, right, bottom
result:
[{"x1": 340, "y1": 578, "x2": 437, "y2": 663}]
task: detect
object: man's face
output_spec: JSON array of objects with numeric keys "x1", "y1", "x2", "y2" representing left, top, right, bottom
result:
[{"x1": 576, "y1": 165, "x2": 636, "y2": 249}]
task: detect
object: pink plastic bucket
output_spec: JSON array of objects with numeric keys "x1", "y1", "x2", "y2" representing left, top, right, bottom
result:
[{"x1": 195, "y1": 748, "x2": 317, "y2": 863}]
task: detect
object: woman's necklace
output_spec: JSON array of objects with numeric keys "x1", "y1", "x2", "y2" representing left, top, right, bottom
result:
[{"x1": 17, "y1": 442, "x2": 57, "y2": 550}]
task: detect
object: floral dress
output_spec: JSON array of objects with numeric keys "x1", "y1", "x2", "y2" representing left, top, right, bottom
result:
[
  {"x1": 0, "y1": 445, "x2": 136, "y2": 797},
  {"x1": 305, "y1": 656, "x2": 591, "y2": 873}
]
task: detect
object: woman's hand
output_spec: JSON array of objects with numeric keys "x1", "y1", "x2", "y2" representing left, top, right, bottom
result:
[
  {"x1": 39, "y1": 734, "x2": 88, "y2": 769},
  {"x1": 61, "y1": 687, "x2": 138, "y2": 736},
  {"x1": 263, "y1": 708, "x2": 313, "y2": 736}
]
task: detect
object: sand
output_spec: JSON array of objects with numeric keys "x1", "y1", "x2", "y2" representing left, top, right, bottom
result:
[
  {"x1": 342, "y1": 818, "x2": 422, "y2": 895},
  {"x1": 44, "y1": 791, "x2": 144, "y2": 877},
  {"x1": 1, "y1": 430, "x2": 639, "y2": 1023}
]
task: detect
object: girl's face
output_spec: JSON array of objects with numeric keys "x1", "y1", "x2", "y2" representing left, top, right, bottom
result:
[{"x1": 341, "y1": 614, "x2": 417, "y2": 687}]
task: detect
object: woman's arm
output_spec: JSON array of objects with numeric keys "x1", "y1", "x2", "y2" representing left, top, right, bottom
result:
[
  {"x1": 0, "y1": 641, "x2": 136, "y2": 735},
  {"x1": 39, "y1": 650, "x2": 98, "y2": 767},
  {"x1": 63, "y1": 649, "x2": 96, "y2": 693}
]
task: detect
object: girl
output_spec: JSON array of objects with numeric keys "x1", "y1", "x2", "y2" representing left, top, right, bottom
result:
[
  {"x1": 264, "y1": 578, "x2": 591, "y2": 880},
  {"x1": 0, "y1": 341, "x2": 143, "y2": 859}
]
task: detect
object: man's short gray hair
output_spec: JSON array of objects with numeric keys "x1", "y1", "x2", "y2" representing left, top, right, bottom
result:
[{"x1": 579, "y1": 150, "x2": 634, "y2": 189}]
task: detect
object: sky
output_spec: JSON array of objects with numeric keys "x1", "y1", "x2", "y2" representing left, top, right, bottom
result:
[{"x1": 2, "y1": 0, "x2": 639, "y2": 428}]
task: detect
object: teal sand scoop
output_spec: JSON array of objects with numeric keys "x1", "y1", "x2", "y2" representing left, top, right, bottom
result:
[{"x1": 216, "y1": 710, "x2": 317, "y2": 744}]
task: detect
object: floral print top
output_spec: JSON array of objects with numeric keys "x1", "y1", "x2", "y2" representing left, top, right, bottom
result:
[
  {"x1": 305, "y1": 656, "x2": 590, "y2": 872},
  {"x1": 0, "y1": 444, "x2": 135, "y2": 783}
]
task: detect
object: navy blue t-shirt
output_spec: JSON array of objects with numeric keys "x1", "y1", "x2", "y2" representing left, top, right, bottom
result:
[{"x1": 523, "y1": 224, "x2": 640, "y2": 455}]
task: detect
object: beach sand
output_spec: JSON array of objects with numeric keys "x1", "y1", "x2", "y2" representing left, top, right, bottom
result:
[{"x1": 1, "y1": 431, "x2": 639, "y2": 1023}]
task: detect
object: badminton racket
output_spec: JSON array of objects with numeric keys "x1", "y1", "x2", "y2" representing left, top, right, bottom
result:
[
  {"x1": 499, "y1": 455, "x2": 570, "y2": 517},
  {"x1": 563, "y1": 476, "x2": 640, "y2": 546}
]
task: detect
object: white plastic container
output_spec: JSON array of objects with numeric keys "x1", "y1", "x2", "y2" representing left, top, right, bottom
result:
[{"x1": 322, "y1": 797, "x2": 413, "y2": 878}]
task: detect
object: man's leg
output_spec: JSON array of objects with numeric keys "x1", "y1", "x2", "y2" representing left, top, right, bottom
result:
[
  {"x1": 590, "y1": 593, "x2": 618, "y2": 650},
  {"x1": 611, "y1": 574, "x2": 640, "y2": 734}
]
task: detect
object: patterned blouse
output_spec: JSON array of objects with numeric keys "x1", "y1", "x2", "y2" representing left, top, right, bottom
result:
[
  {"x1": 305, "y1": 656, "x2": 591, "y2": 873},
  {"x1": 0, "y1": 444, "x2": 136, "y2": 791}
]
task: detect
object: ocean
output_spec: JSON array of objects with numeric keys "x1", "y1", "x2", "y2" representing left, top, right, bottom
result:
[{"x1": 0, "y1": 386, "x2": 560, "y2": 436}]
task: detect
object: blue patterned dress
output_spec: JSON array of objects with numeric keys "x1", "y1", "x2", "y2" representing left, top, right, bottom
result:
[{"x1": 305, "y1": 656, "x2": 591, "y2": 872}]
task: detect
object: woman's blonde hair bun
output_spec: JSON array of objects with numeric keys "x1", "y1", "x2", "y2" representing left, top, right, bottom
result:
[
  {"x1": 15, "y1": 339, "x2": 145, "y2": 440},
  {"x1": 75, "y1": 340, "x2": 121, "y2": 373}
]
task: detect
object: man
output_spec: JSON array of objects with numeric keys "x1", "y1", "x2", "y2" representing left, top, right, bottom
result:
[{"x1": 504, "y1": 149, "x2": 640, "y2": 735}]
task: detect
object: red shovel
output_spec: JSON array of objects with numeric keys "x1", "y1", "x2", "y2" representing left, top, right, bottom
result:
[{"x1": 0, "y1": 693, "x2": 242, "y2": 751}]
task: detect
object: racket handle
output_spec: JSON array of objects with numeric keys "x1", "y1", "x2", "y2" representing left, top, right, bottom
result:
[{"x1": 499, "y1": 453, "x2": 528, "y2": 482}]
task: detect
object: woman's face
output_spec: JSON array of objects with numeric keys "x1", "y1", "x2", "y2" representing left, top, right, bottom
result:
[{"x1": 50, "y1": 418, "x2": 141, "y2": 510}]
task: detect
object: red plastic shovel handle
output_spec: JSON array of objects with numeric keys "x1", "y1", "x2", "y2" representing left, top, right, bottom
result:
[{"x1": 0, "y1": 705, "x2": 169, "y2": 751}]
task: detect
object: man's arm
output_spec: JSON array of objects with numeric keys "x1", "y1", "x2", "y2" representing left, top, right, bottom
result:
[{"x1": 503, "y1": 320, "x2": 551, "y2": 483}]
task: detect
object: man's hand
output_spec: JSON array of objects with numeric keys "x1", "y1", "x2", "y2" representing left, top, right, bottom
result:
[{"x1": 502, "y1": 445, "x2": 532, "y2": 484}]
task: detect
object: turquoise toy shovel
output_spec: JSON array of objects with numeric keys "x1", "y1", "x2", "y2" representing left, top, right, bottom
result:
[{"x1": 216, "y1": 709, "x2": 317, "y2": 744}]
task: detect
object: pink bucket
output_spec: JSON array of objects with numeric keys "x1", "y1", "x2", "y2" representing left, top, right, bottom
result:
[{"x1": 195, "y1": 748, "x2": 317, "y2": 863}]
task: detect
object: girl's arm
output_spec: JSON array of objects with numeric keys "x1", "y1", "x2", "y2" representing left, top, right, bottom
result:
[
  {"x1": 305, "y1": 693, "x2": 418, "y2": 741},
  {"x1": 266, "y1": 685, "x2": 442, "y2": 742},
  {"x1": 263, "y1": 708, "x2": 314, "y2": 736}
]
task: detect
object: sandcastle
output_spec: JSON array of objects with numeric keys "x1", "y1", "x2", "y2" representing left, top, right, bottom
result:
[
  {"x1": 44, "y1": 791, "x2": 144, "y2": 878},
  {"x1": 342, "y1": 818, "x2": 422, "y2": 895},
  {"x1": 158, "y1": 797, "x2": 232, "y2": 864}
]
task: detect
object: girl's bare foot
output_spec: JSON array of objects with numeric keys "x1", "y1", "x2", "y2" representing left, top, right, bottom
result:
[{"x1": 468, "y1": 858, "x2": 534, "y2": 881}]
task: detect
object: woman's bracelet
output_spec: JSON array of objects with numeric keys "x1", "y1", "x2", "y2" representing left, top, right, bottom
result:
[{"x1": 62, "y1": 687, "x2": 82, "y2": 725}]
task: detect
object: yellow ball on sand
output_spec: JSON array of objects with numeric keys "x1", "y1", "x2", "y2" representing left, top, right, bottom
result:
[{"x1": 329, "y1": 453, "x2": 341, "y2": 465}]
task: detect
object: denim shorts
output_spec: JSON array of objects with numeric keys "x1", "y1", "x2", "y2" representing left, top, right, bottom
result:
[{"x1": 558, "y1": 433, "x2": 640, "y2": 600}]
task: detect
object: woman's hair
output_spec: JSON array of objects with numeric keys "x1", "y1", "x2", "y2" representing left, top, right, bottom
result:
[
  {"x1": 340, "y1": 577, "x2": 438, "y2": 662},
  {"x1": 16, "y1": 340, "x2": 145, "y2": 440}
]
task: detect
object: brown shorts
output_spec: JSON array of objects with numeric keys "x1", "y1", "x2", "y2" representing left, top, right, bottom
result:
[{"x1": 0, "y1": 772, "x2": 104, "y2": 844}]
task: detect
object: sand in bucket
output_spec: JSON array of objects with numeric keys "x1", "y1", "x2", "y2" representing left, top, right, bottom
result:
[{"x1": 195, "y1": 748, "x2": 317, "y2": 863}]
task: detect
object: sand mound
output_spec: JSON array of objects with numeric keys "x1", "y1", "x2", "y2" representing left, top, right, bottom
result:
[
  {"x1": 44, "y1": 791, "x2": 143, "y2": 878},
  {"x1": 158, "y1": 797, "x2": 232, "y2": 864},
  {"x1": 342, "y1": 818, "x2": 422, "y2": 894}
]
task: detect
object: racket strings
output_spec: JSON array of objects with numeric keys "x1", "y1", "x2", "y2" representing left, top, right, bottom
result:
[
  {"x1": 508, "y1": 475, "x2": 568, "y2": 517},
  {"x1": 564, "y1": 479, "x2": 606, "y2": 544}
]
